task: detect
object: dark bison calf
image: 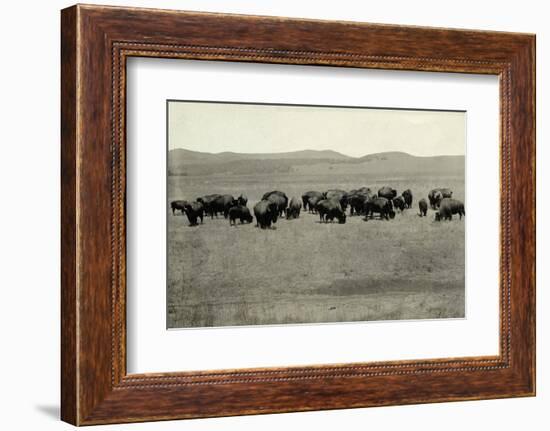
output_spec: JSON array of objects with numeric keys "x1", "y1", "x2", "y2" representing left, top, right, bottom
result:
[
  {"x1": 254, "y1": 200, "x2": 279, "y2": 229},
  {"x1": 418, "y1": 198, "x2": 428, "y2": 217},
  {"x1": 228, "y1": 205, "x2": 253, "y2": 225},
  {"x1": 286, "y1": 197, "x2": 302, "y2": 220},
  {"x1": 183, "y1": 202, "x2": 204, "y2": 226},
  {"x1": 170, "y1": 200, "x2": 188, "y2": 215},
  {"x1": 434, "y1": 198, "x2": 465, "y2": 221}
]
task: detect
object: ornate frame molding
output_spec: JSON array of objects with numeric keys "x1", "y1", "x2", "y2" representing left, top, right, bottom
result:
[{"x1": 61, "y1": 5, "x2": 535, "y2": 425}]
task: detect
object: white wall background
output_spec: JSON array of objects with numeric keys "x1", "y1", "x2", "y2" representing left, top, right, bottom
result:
[{"x1": 0, "y1": 1, "x2": 545, "y2": 429}]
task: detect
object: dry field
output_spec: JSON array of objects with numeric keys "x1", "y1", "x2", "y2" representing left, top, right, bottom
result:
[{"x1": 167, "y1": 172, "x2": 465, "y2": 328}]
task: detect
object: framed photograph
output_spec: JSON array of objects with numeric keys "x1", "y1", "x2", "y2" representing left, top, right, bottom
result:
[
  {"x1": 164, "y1": 100, "x2": 467, "y2": 330},
  {"x1": 61, "y1": 4, "x2": 535, "y2": 425}
]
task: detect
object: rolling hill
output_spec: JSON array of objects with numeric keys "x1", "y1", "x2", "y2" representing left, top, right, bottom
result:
[
  {"x1": 168, "y1": 148, "x2": 464, "y2": 177},
  {"x1": 169, "y1": 148, "x2": 351, "y2": 165}
]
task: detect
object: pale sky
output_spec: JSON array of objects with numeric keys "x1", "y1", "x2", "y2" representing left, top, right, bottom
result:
[{"x1": 168, "y1": 101, "x2": 465, "y2": 158}]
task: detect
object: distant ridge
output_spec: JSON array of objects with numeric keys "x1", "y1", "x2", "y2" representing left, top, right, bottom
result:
[
  {"x1": 358, "y1": 151, "x2": 464, "y2": 164},
  {"x1": 169, "y1": 148, "x2": 352, "y2": 165},
  {"x1": 168, "y1": 148, "x2": 464, "y2": 177}
]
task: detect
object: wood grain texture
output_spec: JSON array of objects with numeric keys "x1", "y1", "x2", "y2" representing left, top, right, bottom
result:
[
  {"x1": 60, "y1": 5, "x2": 78, "y2": 425},
  {"x1": 60, "y1": 4, "x2": 535, "y2": 425}
]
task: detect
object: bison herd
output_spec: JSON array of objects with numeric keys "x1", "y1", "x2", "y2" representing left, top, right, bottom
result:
[{"x1": 171, "y1": 187, "x2": 465, "y2": 228}]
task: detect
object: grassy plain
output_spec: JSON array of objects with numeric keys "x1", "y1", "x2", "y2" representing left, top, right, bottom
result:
[{"x1": 167, "y1": 172, "x2": 465, "y2": 328}]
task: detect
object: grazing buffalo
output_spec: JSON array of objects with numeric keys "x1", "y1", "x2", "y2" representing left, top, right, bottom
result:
[
  {"x1": 428, "y1": 188, "x2": 453, "y2": 209},
  {"x1": 434, "y1": 198, "x2": 465, "y2": 221},
  {"x1": 286, "y1": 197, "x2": 302, "y2": 220},
  {"x1": 393, "y1": 196, "x2": 406, "y2": 212},
  {"x1": 183, "y1": 201, "x2": 204, "y2": 226},
  {"x1": 197, "y1": 194, "x2": 222, "y2": 218},
  {"x1": 212, "y1": 194, "x2": 235, "y2": 219},
  {"x1": 267, "y1": 194, "x2": 288, "y2": 217},
  {"x1": 237, "y1": 194, "x2": 248, "y2": 206},
  {"x1": 301, "y1": 191, "x2": 323, "y2": 212},
  {"x1": 170, "y1": 200, "x2": 188, "y2": 215},
  {"x1": 254, "y1": 200, "x2": 279, "y2": 229},
  {"x1": 419, "y1": 198, "x2": 428, "y2": 217},
  {"x1": 228, "y1": 205, "x2": 253, "y2": 225},
  {"x1": 316, "y1": 199, "x2": 346, "y2": 224},
  {"x1": 307, "y1": 195, "x2": 323, "y2": 213},
  {"x1": 324, "y1": 189, "x2": 348, "y2": 211},
  {"x1": 365, "y1": 197, "x2": 396, "y2": 221},
  {"x1": 402, "y1": 189, "x2": 413, "y2": 208},
  {"x1": 349, "y1": 193, "x2": 366, "y2": 216},
  {"x1": 378, "y1": 186, "x2": 397, "y2": 200},
  {"x1": 357, "y1": 186, "x2": 372, "y2": 194},
  {"x1": 263, "y1": 191, "x2": 288, "y2": 216},
  {"x1": 349, "y1": 191, "x2": 375, "y2": 216}
]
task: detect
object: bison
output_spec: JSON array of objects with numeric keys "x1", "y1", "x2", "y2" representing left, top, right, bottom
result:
[
  {"x1": 428, "y1": 188, "x2": 453, "y2": 209},
  {"x1": 228, "y1": 205, "x2": 253, "y2": 225},
  {"x1": 378, "y1": 186, "x2": 397, "y2": 200},
  {"x1": 402, "y1": 189, "x2": 413, "y2": 208},
  {"x1": 324, "y1": 189, "x2": 348, "y2": 211},
  {"x1": 267, "y1": 194, "x2": 288, "y2": 217},
  {"x1": 197, "y1": 194, "x2": 222, "y2": 218},
  {"x1": 183, "y1": 201, "x2": 204, "y2": 226},
  {"x1": 349, "y1": 192, "x2": 366, "y2": 216},
  {"x1": 364, "y1": 197, "x2": 396, "y2": 221},
  {"x1": 434, "y1": 198, "x2": 465, "y2": 221},
  {"x1": 301, "y1": 191, "x2": 323, "y2": 212},
  {"x1": 307, "y1": 195, "x2": 323, "y2": 214},
  {"x1": 237, "y1": 194, "x2": 248, "y2": 206},
  {"x1": 254, "y1": 200, "x2": 279, "y2": 229},
  {"x1": 286, "y1": 197, "x2": 302, "y2": 220},
  {"x1": 392, "y1": 196, "x2": 406, "y2": 212},
  {"x1": 349, "y1": 191, "x2": 375, "y2": 216},
  {"x1": 170, "y1": 200, "x2": 188, "y2": 215},
  {"x1": 262, "y1": 191, "x2": 288, "y2": 216},
  {"x1": 212, "y1": 194, "x2": 235, "y2": 219},
  {"x1": 418, "y1": 198, "x2": 428, "y2": 217},
  {"x1": 316, "y1": 199, "x2": 346, "y2": 224}
]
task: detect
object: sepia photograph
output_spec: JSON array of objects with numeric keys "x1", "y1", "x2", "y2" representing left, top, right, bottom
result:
[{"x1": 167, "y1": 100, "x2": 466, "y2": 329}]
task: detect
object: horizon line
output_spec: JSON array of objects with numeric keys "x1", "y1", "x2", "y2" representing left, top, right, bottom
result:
[{"x1": 169, "y1": 147, "x2": 466, "y2": 159}]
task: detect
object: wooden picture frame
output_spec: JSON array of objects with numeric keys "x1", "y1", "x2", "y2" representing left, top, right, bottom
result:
[{"x1": 61, "y1": 4, "x2": 535, "y2": 425}]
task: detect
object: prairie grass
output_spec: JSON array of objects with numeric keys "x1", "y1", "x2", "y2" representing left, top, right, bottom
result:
[{"x1": 167, "y1": 172, "x2": 465, "y2": 328}]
